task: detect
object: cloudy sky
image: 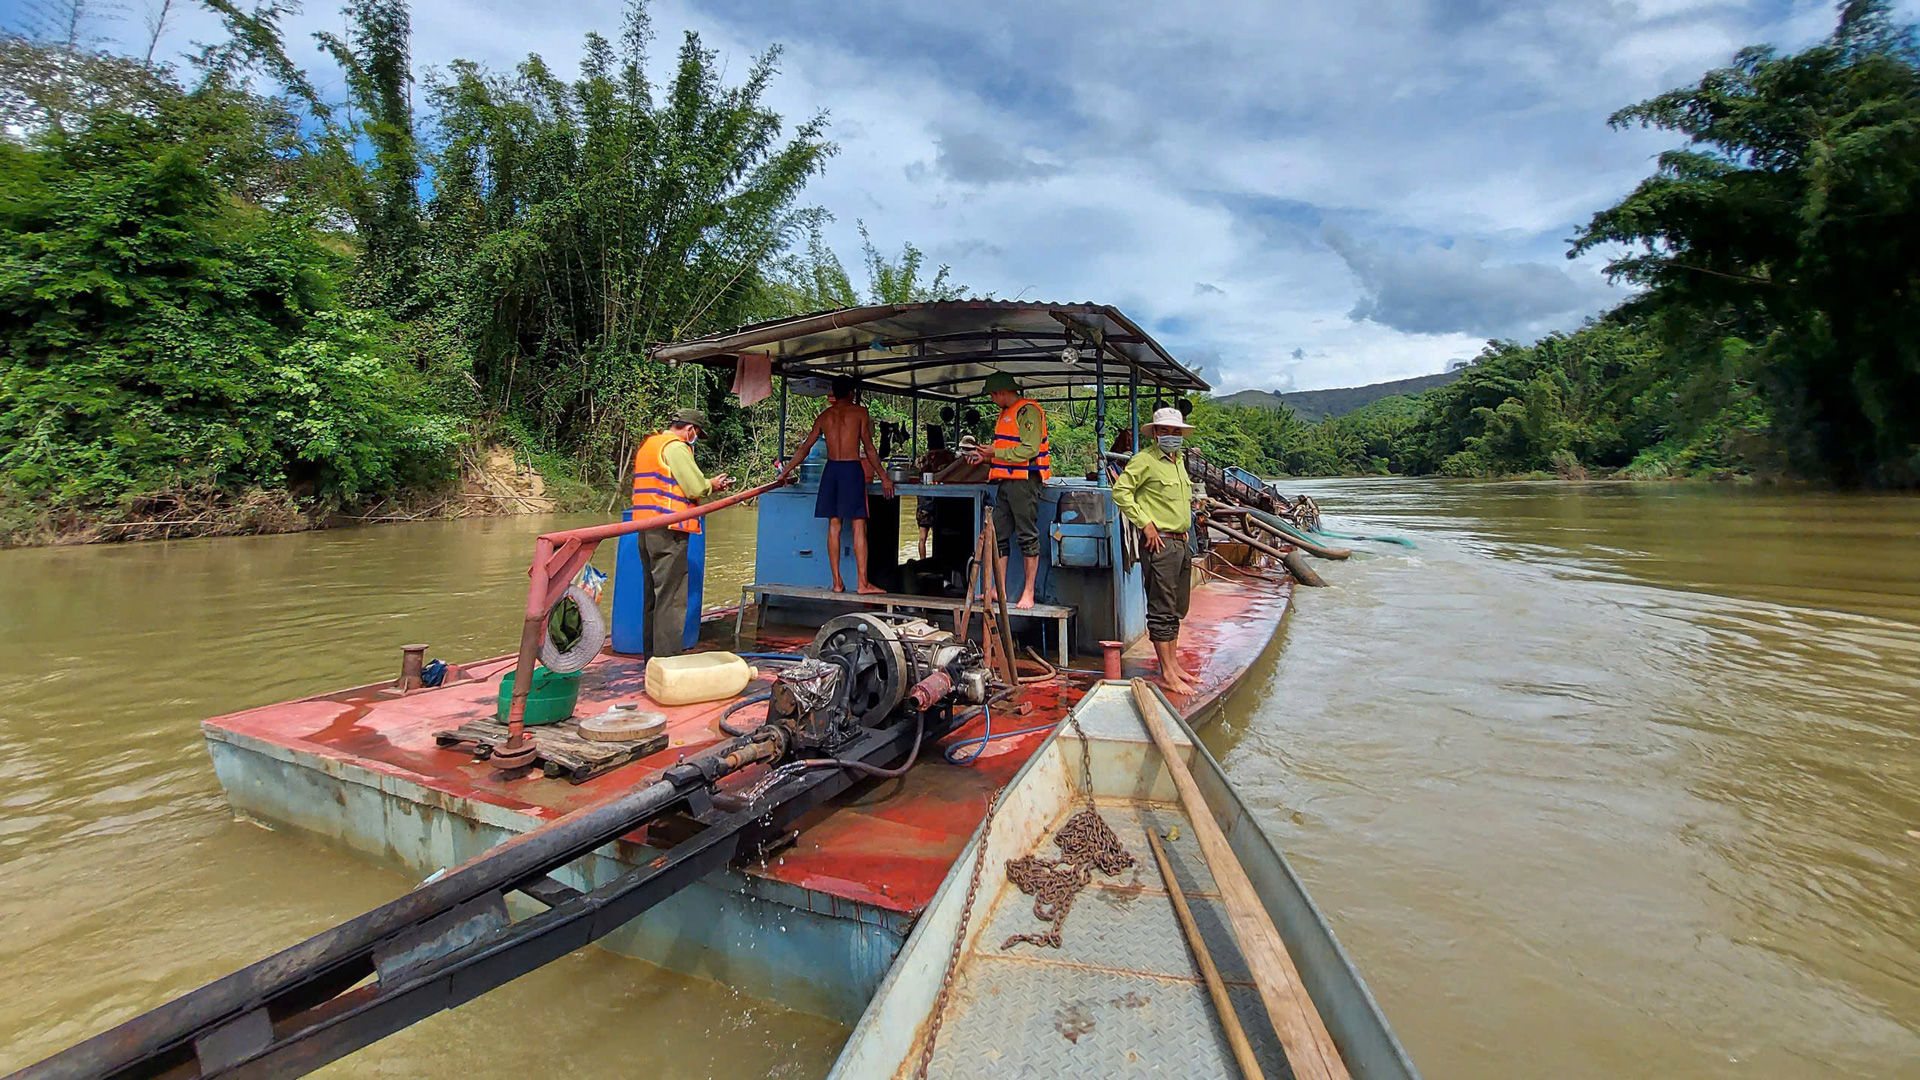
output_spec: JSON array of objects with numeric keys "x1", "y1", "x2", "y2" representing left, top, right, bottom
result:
[{"x1": 62, "y1": 0, "x2": 1912, "y2": 391}]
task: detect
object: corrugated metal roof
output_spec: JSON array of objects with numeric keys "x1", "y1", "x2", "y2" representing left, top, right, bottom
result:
[{"x1": 649, "y1": 301, "x2": 1208, "y2": 400}]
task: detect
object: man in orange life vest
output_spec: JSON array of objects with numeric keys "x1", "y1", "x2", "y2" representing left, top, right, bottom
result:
[
  {"x1": 630, "y1": 409, "x2": 733, "y2": 657},
  {"x1": 963, "y1": 372, "x2": 1051, "y2": 609}
]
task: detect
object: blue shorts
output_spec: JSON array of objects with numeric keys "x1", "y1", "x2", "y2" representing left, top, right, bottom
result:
[{"x1": 815, "y1": 460, "x2": 869, "y2": 520}]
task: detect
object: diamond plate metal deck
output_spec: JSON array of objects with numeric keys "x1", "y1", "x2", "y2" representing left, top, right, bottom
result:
[{"x1": 922, "y1": 799, "x2": 1294, "y2": 1079}]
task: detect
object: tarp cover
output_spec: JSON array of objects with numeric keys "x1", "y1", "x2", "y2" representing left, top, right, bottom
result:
[{"x1": 650, "y1": 301, "x2": 1208, "y2": 400}]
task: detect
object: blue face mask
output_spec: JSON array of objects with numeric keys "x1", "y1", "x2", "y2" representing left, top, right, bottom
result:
[{"x1": 1156, "y1": 434, "x2": 1184, "y2": 453}]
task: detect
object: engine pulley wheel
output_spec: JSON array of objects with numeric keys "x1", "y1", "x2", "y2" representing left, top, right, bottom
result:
[{"x1": 805, "y1": 613, "x2": 909, "y2": 722}]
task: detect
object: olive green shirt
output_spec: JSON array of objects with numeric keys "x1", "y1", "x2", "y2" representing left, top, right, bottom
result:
[
  {"x1": 660, "y1": 439, "x2": 713, "y2": 501},
  {"x1": 992, "y1": 402, "x2": 1046, "y2": 466},
  {"x1": 1110, "y1": 445, "x2": 1192, "y2": 533}
]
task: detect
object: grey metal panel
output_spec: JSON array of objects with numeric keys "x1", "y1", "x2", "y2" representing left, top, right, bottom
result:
[
  {"x1": 918, "y1": 959, "x2": 1290, "y2": 1079},
  {"x1": 831, "y1": 682, "x2": 1421, "y2": 1080}
]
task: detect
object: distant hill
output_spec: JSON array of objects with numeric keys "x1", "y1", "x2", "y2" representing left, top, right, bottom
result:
[{"x1": 1216, "y1": 369, "x2": 1464, "y2": 422}]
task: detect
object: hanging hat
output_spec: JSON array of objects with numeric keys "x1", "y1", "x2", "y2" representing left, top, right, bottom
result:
[
  {"x1": 1148, "y1": 406, "x2": 1194, "y2": 430},
  {"x1": 671, "y1": 408, "x2": 710, "y2": 429},
  {"x1": 981, "y1": 372, "x2": 1019, "y2": 394}
]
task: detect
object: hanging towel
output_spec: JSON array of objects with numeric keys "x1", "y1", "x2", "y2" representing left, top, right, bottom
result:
[{"x1": 731, "y1": 352, "x2": 774, "y2": 406}]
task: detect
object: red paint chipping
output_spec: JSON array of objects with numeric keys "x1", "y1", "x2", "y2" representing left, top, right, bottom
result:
[{"x1": 202, "y1": 578, "x2": 1290, "y2": 916}]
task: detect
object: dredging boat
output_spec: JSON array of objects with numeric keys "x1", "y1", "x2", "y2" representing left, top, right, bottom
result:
[{"x1": 10, "y1": 302, "x2": 1410, "y2": 1080}]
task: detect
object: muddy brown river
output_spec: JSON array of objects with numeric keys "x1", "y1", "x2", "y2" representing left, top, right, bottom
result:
[{"x1": 2, "y1": 480, "x2": 1915, "y2": 1078}]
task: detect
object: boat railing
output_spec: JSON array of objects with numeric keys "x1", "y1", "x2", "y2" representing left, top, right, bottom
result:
[{"x1": 495, "y1": 477, "x2": 793, "y2": 763}]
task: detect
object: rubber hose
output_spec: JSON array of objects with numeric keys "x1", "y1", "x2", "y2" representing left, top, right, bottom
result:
[
  {"x1": 1247, "y1": 508, "x2": 1352, "y2": 560},
  {"x1": 945, "y1": 700, "x2": 1061, "y2": 764},
  {"x1": 1283, "y1": 548, "x2": 1327, "y2": 587},
  {"x1": 1310, "y1": 527, "x2": 1415, "y2": 548},
  {"x1": 1017, "y1": 646, "x2": 1057, "y2": 684},
  {"x1": 718, "y1": 690, "x2": 773, "y2": 737},
  {"x1": 784, "y1": 709, "x2": 929, "y2": 780},
  {"x1": 539, "y1": 584, "x2": 607, "y2": 673}
]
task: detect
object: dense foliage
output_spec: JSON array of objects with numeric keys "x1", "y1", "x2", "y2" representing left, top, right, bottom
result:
[
  {"x1": 1196, "y1": 1, "x2": 1920, "y2": 485},
  {"x1": 0, "y1": 29, "x2": 459, "y2": 539},
  {"x1": 2, "y1": 0, "x2": 1915, "y2": 546}
]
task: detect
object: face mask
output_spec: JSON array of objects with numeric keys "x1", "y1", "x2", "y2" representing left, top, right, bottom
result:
[{"x1": 1156, "y1": 434, "x2": 1184, "y2": 453}]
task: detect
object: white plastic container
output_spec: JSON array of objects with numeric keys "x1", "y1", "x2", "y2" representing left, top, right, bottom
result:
[{"x1": 644, "y1": 652, "x2": 755, "y2": 706}]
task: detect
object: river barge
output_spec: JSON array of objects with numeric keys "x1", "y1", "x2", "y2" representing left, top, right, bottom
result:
[{"x1": 13, "y1": 303, "x2": 1402, "y2": 1080}]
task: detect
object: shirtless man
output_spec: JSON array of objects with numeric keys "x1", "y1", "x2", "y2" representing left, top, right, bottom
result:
[{"x1": 777, "y1": 377, "x2": 896, "y2": 594}]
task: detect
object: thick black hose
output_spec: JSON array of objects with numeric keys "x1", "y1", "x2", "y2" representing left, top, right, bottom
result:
[
  {"x1": 718, "y1": 690, "x2": 773, "y2": 736},
  {"x1": 768, "y1": 708, "x2": 929, "y2": 785}
]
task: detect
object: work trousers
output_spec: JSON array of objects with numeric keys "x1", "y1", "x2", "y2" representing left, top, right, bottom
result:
[
  {"x1": 639, "y1": 527, "x2": 691, "y2": 657},
  {"x1": 992, "y1": 478, "x2": 1042, "y2": 557},
  {"x1": 1143, "y1": 535, "x2": 1192, "y2": 642}
]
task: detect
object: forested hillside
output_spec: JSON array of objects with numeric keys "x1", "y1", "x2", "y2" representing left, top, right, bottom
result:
[
  {"x1": 0, "y1": 0, "x2": 972, "y2": 544},
  {"x1": 1217, "y1": 370, "x2": 1463, "y2": 422},
  {"x1": 1, "y1": 0, "x2": 1914, "y2": 547},
  {"x1": 1193, "y1": 2, "x2": 1920, "y2": 485}
]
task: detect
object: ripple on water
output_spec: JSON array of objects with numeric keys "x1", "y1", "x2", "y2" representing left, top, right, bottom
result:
[{"x1": 1207, "y1": 478, "x2": 1920, "y2": 1080}]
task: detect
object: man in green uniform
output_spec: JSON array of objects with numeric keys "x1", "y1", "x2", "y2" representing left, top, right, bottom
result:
[{"x1": 1111, "y1": 406, "x2": 1197, "y2": 693}]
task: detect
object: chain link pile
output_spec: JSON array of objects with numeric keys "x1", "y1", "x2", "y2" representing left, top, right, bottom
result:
[{"x1": 999, "y1": 804, "x2": 1135, "y2": 950}]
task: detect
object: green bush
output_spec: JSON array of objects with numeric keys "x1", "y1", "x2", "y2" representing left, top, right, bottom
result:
[{"x1": 0, "y1": 97, "x2": 459, "y2": 529}]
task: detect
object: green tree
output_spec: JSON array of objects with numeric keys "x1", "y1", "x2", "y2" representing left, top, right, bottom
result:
[
  {"x1": 421, "y1": 1, "x2": 835, "y2": 478},
  {"x1": 0, "y1": 92, "x2": 457, "y2": 534},
  {"x1": 316, "y1": 0, "x2": 423, "y2": 306},
  {"x1": 1572, "y1": 0, "x2": 1920, "y2": 484}
]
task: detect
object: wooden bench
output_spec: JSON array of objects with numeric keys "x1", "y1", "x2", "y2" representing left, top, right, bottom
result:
[{"x1": 736, "y1": 583, "x2": 1073, "y2": 665}]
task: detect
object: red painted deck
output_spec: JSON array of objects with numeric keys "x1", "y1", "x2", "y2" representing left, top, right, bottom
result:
[{"x1": 202, "y1": 577, "x2": 1290, "y2": 917}]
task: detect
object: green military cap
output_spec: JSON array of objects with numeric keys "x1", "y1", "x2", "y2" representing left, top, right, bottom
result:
[
  {"x1": 981, "y1": 372, "x2": 1018, "y2": 394},
  {"x1": 671, "y1": 408, "x2": 710, "y2": 429}
]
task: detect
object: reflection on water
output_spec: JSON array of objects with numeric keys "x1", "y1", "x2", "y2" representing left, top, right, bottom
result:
[
  {"x1": 0, "y1": 508, "x2": 840, "y2": 1078},
  {"x1": 1212, "y1": 479, "x2": 1919, "y2": 1079},
  {"x1": 2, "y1": 484, "x2": 1916, "y2": 1078}
]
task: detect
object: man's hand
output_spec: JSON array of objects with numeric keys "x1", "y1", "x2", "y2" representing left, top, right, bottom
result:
[
  {"x1": 711, "y1": 473, "x2": 734, "y2": 494},
  {"x1": 1141, "y1": 522, "x2": 1164, "y2": 553},
  {"x1": 881, "y1": 476, "x2": 896, "y2": 499},
  {"x1": 964, "y1": 447, "x2": 987, "y2": 465}
]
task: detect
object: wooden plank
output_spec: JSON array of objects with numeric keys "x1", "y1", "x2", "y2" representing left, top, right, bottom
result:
[
  {"x1": 434, "y1": 720, "x2": 666, "y2": 783},
  {"x1": 1129, "y1": 678, "x2": 1350, "y2": 1080},
  {"x1": 1147, "y1": 828, "x2": 1266, "y2": 1080}
]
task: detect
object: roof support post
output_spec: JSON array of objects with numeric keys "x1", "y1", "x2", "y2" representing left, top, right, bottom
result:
[
  {"x1": 1130, "y1": 361, "x2": 1140, "y2": 457},
  {"x1": 1095, "y1": 343, "x2": 1108, "y2": 487},
  {"x1": 778, "y1": 374, "x2": 789, "y2": 462}
]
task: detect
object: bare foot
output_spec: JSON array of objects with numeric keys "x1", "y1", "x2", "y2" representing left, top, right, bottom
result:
[
  {"x1": 1016, "y1": 594, "x2": 1035, "y2": 610},
  {"x1": 1161, "y1": 673, "x2": 1196, "y2": 695},
  {"x1": 856, "y1": 582, "x2": 886, "y2": 595},
  {"x1": 831, "y1": 580, "x2": 846, "y2": 593}
]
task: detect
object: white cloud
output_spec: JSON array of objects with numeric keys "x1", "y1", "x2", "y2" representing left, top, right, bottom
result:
[{"x1": 93, "y1": 0, "x2": 1914, "y2": 394}]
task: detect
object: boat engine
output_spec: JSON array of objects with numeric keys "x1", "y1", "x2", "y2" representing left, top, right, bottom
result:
[{"x1": 766, "y1": 613, "x2": 990, "y2": 752}]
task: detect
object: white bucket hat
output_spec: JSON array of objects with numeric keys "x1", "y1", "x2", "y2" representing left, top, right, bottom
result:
[{"x1": 1148, "y1": 406, "x2": 1194, "y2": 431}]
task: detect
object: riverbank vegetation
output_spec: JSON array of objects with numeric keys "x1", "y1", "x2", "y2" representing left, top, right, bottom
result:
[
  {"x1": 1, "y1": 2, "x2": 1915, "y2": 546},
  {"x1": 1205, "y1": 1, "x2": 1920, "y2": 486}
]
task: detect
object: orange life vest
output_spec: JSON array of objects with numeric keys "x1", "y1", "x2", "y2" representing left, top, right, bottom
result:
[
  {"x1": 631, "y1": 431, "x2": 701, "y2": 534},
  {"x1": 988, "y1": 397, "x2": 1052, "y2": 482}
]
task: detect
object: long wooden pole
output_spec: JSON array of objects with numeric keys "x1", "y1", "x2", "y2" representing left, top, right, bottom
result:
[
  {"x1": 1129, "y1": 678, "x2": 1349, "y2": 1080},
  {"x1": 1146, "y1": 828, "x2": 1266, "y2": 1080}
]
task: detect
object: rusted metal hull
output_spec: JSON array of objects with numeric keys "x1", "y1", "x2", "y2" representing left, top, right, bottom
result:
[{"x1": 198, "y1": 577, "x2": 1291, "y2": 1023}]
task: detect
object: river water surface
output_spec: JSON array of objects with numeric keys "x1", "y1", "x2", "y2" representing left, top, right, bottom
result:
[{"x1": 1, "y1": 481, "x2": 1915, "y2": 1078}]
